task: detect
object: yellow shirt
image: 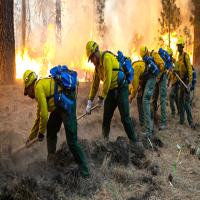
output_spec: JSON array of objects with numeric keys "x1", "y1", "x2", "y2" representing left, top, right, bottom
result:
[
  {"x1": 89, "y1": 51, "x2": 119, "y2": 100},
  {"x1": 29, "y1": 78, "x2": 56, "y2": 140},
  {"x1": 177, "y1": 52, "x2": 192, "y2": 84},
  {"x1": 130, "y1": 61, "x2": 146, "y2": 98},
  {"x1": 151, "y1": 50, "x2": 166, "y2": 80}
]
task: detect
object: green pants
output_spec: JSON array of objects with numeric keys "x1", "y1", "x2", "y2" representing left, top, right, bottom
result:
[
  {"x1": 143, "y1": 77, "x2": 156, "y2": 137},
  {"x1": 169, "y1": 82, "x2": 180, "y2": 115},
  {"x1": 47, "y1": 103, "x2": 89, "y2": 176},
  {"x1": 136, "y1": 81, "x2": 146, "y2": 126},
  {"x1": 102, "y1": 82, "x2": 137, "y2": 143},
  {"x1": 179, "y1": 85, "x2": 193, "y2": 125},
  {"x1": 152, "y1": 73, "x2": 167, "y2": 126}
]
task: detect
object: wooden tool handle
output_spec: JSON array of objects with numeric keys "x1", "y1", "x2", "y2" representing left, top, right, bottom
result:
[
  {"x1": 12, "y1": 138, "x2": 38, "y2": 155},
  {"x1": 77, "y1": 104, "x2": 99, "y2": 121}
]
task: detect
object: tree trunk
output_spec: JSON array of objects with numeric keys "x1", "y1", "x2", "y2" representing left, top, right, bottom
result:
[
  {"x1": 193, "y1": 0, "x2": 200, "y2": 68},
  {"x1": 0, "y1": 0, "x2": 16, "y2": 84},
  {"x1": 22, "y1": 0, "x2": 26, "y2": 48},
  {"x1": 56, "y1": 0, "x2": 61, "y2": 44}
]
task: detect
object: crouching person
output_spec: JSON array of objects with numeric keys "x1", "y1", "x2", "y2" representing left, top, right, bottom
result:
[{"x1": 23, "y1": 68, "x2": 90, "y2": 177}]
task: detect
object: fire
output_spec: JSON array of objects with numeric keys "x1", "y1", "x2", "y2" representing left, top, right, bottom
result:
[
  {"x1": 160, "y1": 32, "x2": 178, "y2": 57},
  {"x1": 16, "y1": 48, "x2": 46, "y2": 79}
]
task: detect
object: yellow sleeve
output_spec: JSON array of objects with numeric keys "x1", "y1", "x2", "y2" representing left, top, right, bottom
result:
[
  {"x1": 29, "y1": 106, "x2": 40, "y2": 140},
  {"x1": 35, "y1": 84, "x2": 49, "y2": 135},
  {"x1": 88, "y1": 70, "x2": 100, "y2": 101},
  {"x1": 130, "y1": 70, "x2": 140, "y2": 98},
  {"x1": 101, "y1": 55, "x2": 112, "y2": 98},
  {"x1": 152, "y1": 52, "x2": 165, "y2": 73},
  {"x1": 185, "y1": 54, "x2": 193, "y2": 83}
]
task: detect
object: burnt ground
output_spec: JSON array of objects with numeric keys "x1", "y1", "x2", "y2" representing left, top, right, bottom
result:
[{"x1": 0, "y1": 80, "x2": 200, "y2": 200}]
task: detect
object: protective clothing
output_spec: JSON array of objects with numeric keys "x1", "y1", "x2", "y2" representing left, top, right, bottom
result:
[
  {"x1": 85, "y1": 100, "x2": 93, "y2": 114},
  {"x1": 150, "y1": 50, "x2": 166, "y2": 77},
  {"x1": 177, "y1": 37, "x2": 185, "y2": 46},
  {"x1": 169, "y1": 82, "x2": 180, "y2": 115},
  {"x1": 86, "y1": 41, "x2": 99, "y2": 59},
  {"x1": 177, "y1": 51, "x2": 194, "y2": 126},
  {"x1": 23, "y1": 70, "x2": 37, "y2": 88},
  {"x1": 130, "y1": 61, "x2": 146, "y2": 98},
  {"x1": 88, "y1": 47, "x2": 137, "y2": 142},
  {"x1": 167, "y1": 47, "x2": 173, "y2": 56},
  {"x1": 47, "y1": 104, "x2": 89, "y2": 177},
  {"x1": 102, "y1": 81, "x2": 137, "y2": 142},
  {"x1": 27, "y1": 77, "x2": 89, "y2": 177},
  {"x1": 152, "y1": 73, "x2": 168, "y2": 127},
  {"x1": 177, "y1": 52, "x2": 193, "y2": 84},
  {"x1": 143, "y1": 77, "x2": 156, "y2": 137},
  {"x1": 88, "y1": 51, "x2": 119, "y2": 100},
  {"x1": 140, "y1": 46, "x2": 148, "y2": 58}
]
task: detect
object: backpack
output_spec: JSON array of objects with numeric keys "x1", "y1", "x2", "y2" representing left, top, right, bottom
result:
[
  {"x1": 143, "y1": 55, "x2": 160, "y2": 76},
  {"x1": 102, "y1": 51, "x2": 134, "y2": 85},
  {"x1": 183, "y1": 53, "x2": 197, "y2": 91},
  {"x1": 158, "y1": 48, "x2": 172, "y2": 70},
  {"x1": 50, "y1": 65, "x2": 78, "y2": 113}
]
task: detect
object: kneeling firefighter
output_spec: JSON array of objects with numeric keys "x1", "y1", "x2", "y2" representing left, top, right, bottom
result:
[
  {"x1": 85, "y1": 41, "x2": 138, "y2": 144},
  {"x1": 23, "y1": 68, "x2": 90, "y2": 177}
]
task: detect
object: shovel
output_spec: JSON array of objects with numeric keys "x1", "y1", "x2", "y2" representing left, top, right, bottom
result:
[{"x1": 11, "y1": 104, "x2": 99, "y2": 156}]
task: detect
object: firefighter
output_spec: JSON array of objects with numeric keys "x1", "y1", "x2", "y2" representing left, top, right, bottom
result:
[
  {"x1": 85, "y1": 41, "x2": 138, "y2": 144},
  {"x1": 167, "y1": 47, "x2": 180, "y2": 116},
  {"x1": 176, "y1": 37, "x2": 195, "y2": 129},
  {"x1": 129, "y1": 60, "x2": 146, "y2": 128},
  {"x1": 23, "y1": 70, "x2": 90, "y2": 177},
  {"x1": 138, "y1": 46, "x2": 160, "y2": 138},
  {"x1": 150, "y1": 48, "x2": 167, "y2": 130}
]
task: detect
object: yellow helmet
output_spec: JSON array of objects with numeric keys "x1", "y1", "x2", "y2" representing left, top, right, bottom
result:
[
  {"x1": 167, "y1": 47, "x2": 173, "y2": 55},
  {"x1": 23, "y1": 70, "x2": 37, "y2": 88},
  {"x1": 86, "y1": 41, "x2": 99, "y2": 59},
  {"x1": 140, "y1": 46, "x2": 148, "y2": 58},
  {"x1": 176, "y1": 37, "x2": 185, "y2": 46}
]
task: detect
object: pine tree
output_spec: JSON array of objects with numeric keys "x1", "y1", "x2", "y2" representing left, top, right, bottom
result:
[
  {"x1": 158, "y1": 0, "x2": 181, "y2": 46},
  {"x1": 0, "y1": 0, "x2": 15, "y2": 83},
  {"x1": 191, "y1": 0, "x2": 200, "y2": 67}
]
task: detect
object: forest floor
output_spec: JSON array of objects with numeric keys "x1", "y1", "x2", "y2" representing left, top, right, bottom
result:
[{"x1": 0, "y1": 80, "x2": 200, "y2": 200}]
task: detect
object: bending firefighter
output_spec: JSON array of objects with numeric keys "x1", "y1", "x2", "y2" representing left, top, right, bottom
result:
[
  {"x1": 85, "y1": 41, "x2": 138, "y2": 144},
  {"x1": 176, "y1": 37, "x2": 195, "y2": 129},
  {"x1": 23, "y1": 69, "x2": 90, "y2": 177}
]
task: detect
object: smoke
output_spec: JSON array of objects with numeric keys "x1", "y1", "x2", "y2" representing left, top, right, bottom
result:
[{"x1": 14, "y1": 0, "x2": 194, "y2": 75}]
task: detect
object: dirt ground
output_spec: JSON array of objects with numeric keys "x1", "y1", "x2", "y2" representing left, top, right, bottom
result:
[{"x1": 0, "y1": 80, "x2": 200, "y2": 200}]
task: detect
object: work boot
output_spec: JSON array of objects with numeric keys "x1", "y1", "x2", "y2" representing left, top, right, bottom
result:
[{"x1": 190, "y1": 123, "x2": 196, "y2": 130}]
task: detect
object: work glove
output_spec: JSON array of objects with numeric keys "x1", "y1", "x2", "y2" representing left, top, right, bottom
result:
[
  {"x1": 37, "y1": 133, "x2": 44, "y2": 142},
  {"x1": 98, "y1": 96, "x2": 104, "y2": 108},
  {"x1": 85, "y1": 99, "x2": 93, "y2": 114}
]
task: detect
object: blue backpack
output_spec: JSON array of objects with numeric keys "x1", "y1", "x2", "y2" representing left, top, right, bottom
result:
[
  {"x1": 158, "y1": 48, "x2": 172, "y2": 70},
  {"x1": 191, "y1": 66, "x2": 197, "y2": 91},
  {"x1": 143, "y1": 55, "x2": 160, "y2": 76},
  {"x1": 50, "y1": 65, "x2": 77, "y2": 113},
  {"x1": 102, "y1": 51, "x2": 134, "y2": 85}
]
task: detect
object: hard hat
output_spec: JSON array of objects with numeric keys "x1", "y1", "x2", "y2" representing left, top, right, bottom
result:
[
  {"x1": 167, "y1": 47, "x2": 173, "y2": 55},
  {"x1": 176, "y1": 37, "x2": 185, "y2": 46},
  {"x1": 140, "y1": 46, "x2": 148, "y2": 58},
  {"x1": 23, "y1": 70, "x2": 37, "y2": 88},
  {"x1": 86, "y1": 41, "x2": 99, "y2": 59}
]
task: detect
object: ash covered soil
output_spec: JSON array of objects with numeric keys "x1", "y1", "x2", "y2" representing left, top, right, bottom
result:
[{"x1": 0, "y1": 81, "x2": 200, "y2": 200}]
